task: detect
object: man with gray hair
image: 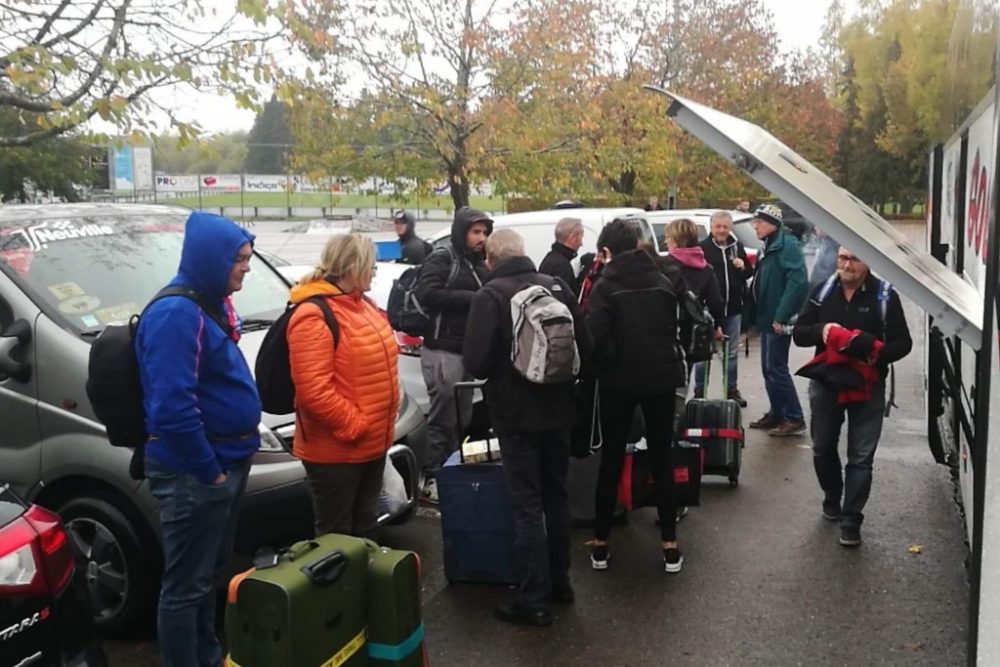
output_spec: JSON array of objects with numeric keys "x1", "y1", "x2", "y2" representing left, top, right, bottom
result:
[
  {"x1": 463, "y1": 228, "x2": 589, "y2": 627},
  {"x1": 539, "y1": 217, "x2": 584, "y2": 296}
]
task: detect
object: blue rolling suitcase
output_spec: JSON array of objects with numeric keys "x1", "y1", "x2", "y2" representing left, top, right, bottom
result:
[{"x1": 436, "y1": 381, "x2": 515, "y2": 584}]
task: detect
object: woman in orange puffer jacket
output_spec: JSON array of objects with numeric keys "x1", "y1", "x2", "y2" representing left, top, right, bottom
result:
[{"x1": 287, "y1": 233, "x2": 399, "y2": 539}]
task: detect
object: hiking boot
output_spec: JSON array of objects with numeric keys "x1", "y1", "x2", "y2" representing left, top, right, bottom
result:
[
  {"x1": 839, "y1": 525, "x2": 862, "y2": 547},
  {"x1": 749, "y1": 413, "x2": 779, "y2": 430},
  {"x1": 768, "y1": 420, "x2": 807, "y2": 437},
  {"x1": 728, "y1": 389, "x2": 748, "y2": 408},
  {"x1": 495, "y1": 603, "x2": 553, "y2": 627},
  {"x1": 822, "y1": 500, "x2": 841, "y2": 521},
  {"x1": 663, "y1": 547, "x2": 684, "y2": 574},
  {"x1": 421, "y1": 478, "x2": 439, "y2": 504},
  {"x1": 590, "y1": 543, "x2": 609, "y2": 571}
]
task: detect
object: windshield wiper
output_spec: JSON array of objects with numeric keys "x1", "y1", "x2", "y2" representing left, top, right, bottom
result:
[
  {"x1": 241, "y1": 318, "x2": 274, "y2": 332},
  {"x1": 79, "y1": 329, "x2": 104, "y2": 338}
]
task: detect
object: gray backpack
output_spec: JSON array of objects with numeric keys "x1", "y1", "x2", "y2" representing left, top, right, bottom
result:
[{"x1": 509, "y1": 283, "x2": 580, "y2": 384}]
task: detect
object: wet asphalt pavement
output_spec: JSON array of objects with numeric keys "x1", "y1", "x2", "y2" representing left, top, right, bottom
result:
[{"x1": 104, "y1": 221, "x2": 969, "y2": 666}]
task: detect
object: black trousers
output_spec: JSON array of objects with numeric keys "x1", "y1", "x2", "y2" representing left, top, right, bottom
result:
[
  {"x1": 498, "y1": 428, "x2": 572, "y2": 609},
  {"x1": 303, "y1": 457, "x2": 385, "y2": 540},
  {"x1": 595, "y1": 389, "x2": 678, "y2": 542}
]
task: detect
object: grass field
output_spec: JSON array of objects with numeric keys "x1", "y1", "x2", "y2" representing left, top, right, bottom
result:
[{"x1": 155, "y1": 192, "x2": 505, "y2": 212}]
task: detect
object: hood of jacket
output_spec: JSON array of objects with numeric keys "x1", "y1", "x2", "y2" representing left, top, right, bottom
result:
[
  {"x1": 488, "y1": 255, "x2": 537, "y2": 281},
  {"x1": 450, "y1": 206, "x2": 494, "y2": 256},
  {"x1": 669, "y1": 246, "x2": 708, "y2": 269},
  {"x1": 171, "y1": 212, "x2": 255, "y2": 301},
  {"x1": 396, "y1": 211, "x2": 417, "y2": 241},
  {"x1": 289, "y1": 278, "x2": 352, "y2": 304},
  {"x1": 709, "y1": 234, "x2": 739, "y2": 252},
  {"x1": 763, "y1": 226, "x2": 788, "y2": 254},
  {"x1": 602, "y1": 248, "x2": 662, "y2": 288}
]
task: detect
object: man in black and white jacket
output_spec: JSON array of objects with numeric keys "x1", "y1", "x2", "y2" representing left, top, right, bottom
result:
[{"x1": 696, "y1": 210, "x2": 754, "y2": 405}]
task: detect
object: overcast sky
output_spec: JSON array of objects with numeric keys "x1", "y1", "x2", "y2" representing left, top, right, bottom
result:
[{"x1": 147, "y1": 0, "x2": 858, "y2": 136}]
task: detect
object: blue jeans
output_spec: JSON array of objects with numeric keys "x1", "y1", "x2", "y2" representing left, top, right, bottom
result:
[
  {"x1": 759, "y1": 330, "x2": 804, "y2": 421},
  {"x1": 809, "y1": 381, "x2": 886, "y2": 529},
  {"x1": 146, "y1": 456, "x2": 251, "y2": 667},
  {"x1": 694, "y1": 314, "x2": 741, "y2": 395},
  {"x1": 498, "y1": 429, "x2": 572, "y2": 610}
]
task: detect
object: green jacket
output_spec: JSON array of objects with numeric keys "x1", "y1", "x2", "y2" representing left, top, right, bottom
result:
[{"x1": 744, "y1": 227, "x2": 809, "y2": 330}]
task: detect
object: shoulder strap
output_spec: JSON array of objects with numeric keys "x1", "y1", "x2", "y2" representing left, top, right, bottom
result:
[
  {"x1": 445, "y1": 245, "x2": 481, "y2": 288},
  {"x1": 815, "y1": 273, "x2": 839, "y2": 305},
  {"x1": 302, "y1": 296, "x2": 340, "y2": 348},
  {"x1": 148, "y1": 286, "x2": 233, "y2": 338}
]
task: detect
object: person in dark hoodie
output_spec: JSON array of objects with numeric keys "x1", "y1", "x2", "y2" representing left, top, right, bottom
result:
[
  {"x1": 463, "y1": 229, "x2": 589, "y2": 627},
  {"x1": 414, "y1": 206, "x2": 492, "y2": 500},
  {"x1": 696, "y1": 211, "x2": 754, "y2": 405},
  {"x1": 393, "y1": 209, "x2": 431, "y2": 265},
  {"x1": 135, "y1": 212, "x2": 261, "y2": 667},
  {"x1": 586, "y1": 218, "x2": 687, "y2": 574},
  {"x1": 793, "y1": 247, "x2": 911, "y2": 548},
  {"x1": 538, "y1": 216, "x2": 584, "y2": 296}
]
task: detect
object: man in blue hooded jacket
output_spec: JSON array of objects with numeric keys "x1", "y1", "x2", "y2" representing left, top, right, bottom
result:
[{"x1": 135, "y1": 212, "x2": 261, "y2": 667}]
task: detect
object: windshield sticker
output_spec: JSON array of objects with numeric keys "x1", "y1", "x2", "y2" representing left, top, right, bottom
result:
[
  {"x1": 95, "y1": 303, "x2": 138, "y2": 326},
  {"x1": 81, "y1": 315, "x2": 99, "y2": 328},
  {"x1": 58, "y1": 295, "x2": 102, "y2": 315},
  {"x1": 48, "y1": 281, "x2": 85, "y2": 300},
  {"x1": 2, "y1": 220, "x2": 114, "y2": 253}
]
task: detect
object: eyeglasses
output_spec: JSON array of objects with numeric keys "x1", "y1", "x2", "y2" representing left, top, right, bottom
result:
[{"x1": 836, "y1": 254, "x2": 861, "y2": 264}]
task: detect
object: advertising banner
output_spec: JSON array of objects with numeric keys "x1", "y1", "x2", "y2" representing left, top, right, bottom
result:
[
  {"x1": 112, "y1": 146, "x2": 134, "y2": 192},
  {"x1": 154, "y1": 174, "x2": 200, "y2": 192},
  {"x1": 299, "y1": 176, "x2": 332, "y2": 193},
  {"x1": 942, "y1": 137, "x2": 962, "y2": 264},
  {"x1": 200, "y1": 174, "x2": 242, "y2": 192},
  {"x1": 244, "y1": 174, "x2": 296, "y2": 193},
  {"x1": 132, "y1": 146, "x2": 154, "y2": 191},
  {"x1": 964, "y1": 100, "x2": 995, "y2": 296}
]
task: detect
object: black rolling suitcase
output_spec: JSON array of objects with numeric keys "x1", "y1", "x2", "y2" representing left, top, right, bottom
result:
[{"x1": 682, "y1": 338, "x2": 744, "y2": 485}]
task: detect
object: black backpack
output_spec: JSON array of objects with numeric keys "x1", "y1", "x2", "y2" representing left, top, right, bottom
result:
[
  {"x1": 387, "y1": 247, "x2": 460, "y2": 337},
  {"x1": 86, "y1": 287, "x2": 233, "y2": 478},
  {"x1": 678, "y1": 290, "x2": 714, "y2": 363},
  {"x1": 255, "y1": 296, "x2": 340, "y2": 415}
]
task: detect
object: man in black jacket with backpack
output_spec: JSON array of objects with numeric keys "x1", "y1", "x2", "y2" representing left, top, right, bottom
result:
[
  {"x1": 414, "y1": 206, "x2": 492, "y2": 499},
  {"x1": 793, "y1": 246, "x2": 911, "y2": 548},
  {"x1": 464, "y1": 229, "x2": 589, "y2": 627}
]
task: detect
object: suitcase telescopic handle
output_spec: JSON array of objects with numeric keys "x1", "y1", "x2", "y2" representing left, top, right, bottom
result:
[{"x1": 300, "y1": 551, "x2": 348, "y2": 587}]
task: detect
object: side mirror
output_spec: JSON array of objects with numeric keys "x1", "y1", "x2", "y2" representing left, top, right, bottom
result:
[{"x1": 0, "y1": 319, "x2": 32, "y2": 382}]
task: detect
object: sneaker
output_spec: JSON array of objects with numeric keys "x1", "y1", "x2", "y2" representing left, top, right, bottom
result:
[
  {"x1": 728, "y1": 389, "x2": 748, "y2": 408},
  {"x1": 663, "y1": 548, "x2": 684, "y2": 573},
  {"x1": 839, "y1": 525, "x2": 862, "y2": 547},
  {"x1": 749, "y1": 413, "x2": 779, "y2": 430},
  {"x1": 590, "y1": 544, "x2": 609, "y2": 570},
  {"x1": 494, "y1": 603, "x2": 553, "y2": 627},
  {"x1": 822, "y1": 500, "x2": 841, "y2": 522},
  {"x1": 421, "y1": 478, "x2": 439, "y2": 504},
  {"x1": 768, "y1": 420, "x2": 807, "y2": 437},
  {"x1": 676, "y1": 506, "x2": 689, "y2": 521}
]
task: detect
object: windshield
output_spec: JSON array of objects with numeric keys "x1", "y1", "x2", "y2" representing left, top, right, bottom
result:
[
  {"x1": 732, "y1": 221, "x2": 763, "y2": 251},
  {"x1": 0, "y1": 213, "x2": 289, "y2": 334}
]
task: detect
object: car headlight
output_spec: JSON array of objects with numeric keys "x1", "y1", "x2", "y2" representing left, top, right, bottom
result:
[{"x1": 258, "y1": 423, "x2": 288, "y2": 452}]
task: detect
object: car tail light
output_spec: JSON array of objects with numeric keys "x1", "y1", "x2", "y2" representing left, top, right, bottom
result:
[
  {"x1": 0, "y1": 505, "x2": 75, "y2": 596},
  {"x1": 394, "y1": 331, "x2": 423, "y2": 357}
]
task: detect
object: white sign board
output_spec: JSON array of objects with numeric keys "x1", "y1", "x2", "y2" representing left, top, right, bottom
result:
[
  {"x1": 245, "y1": 174, "x2": 296, "y2": 193},
  {"x1": 155, "y1": 174, "x2": 199, "y2": 192},
  {"x1": 200, "y1": 174, "x2": 242, "y2": 192},
  {"x1": 132, "y1": 146, "x2": 154, "y2": 191},
  {"x1": 964, "y1": 100, "x2": 995, "y2": 297}
]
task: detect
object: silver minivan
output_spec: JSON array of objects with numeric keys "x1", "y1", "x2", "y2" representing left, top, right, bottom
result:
[{"x1": 0, "y1": 203, "x2": 427, "y2": 634}]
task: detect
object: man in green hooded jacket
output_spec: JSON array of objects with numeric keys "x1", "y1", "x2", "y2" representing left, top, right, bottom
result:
[{"x1": 744, "y1": 204, "x2": 809, "y2": 436}]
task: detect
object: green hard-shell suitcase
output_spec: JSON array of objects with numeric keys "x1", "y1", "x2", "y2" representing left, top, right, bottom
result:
[
  {"x1": 225, "y1": 534, "x2": 369, "y2": 667},
  {"x1": 364, "y1": 540, "x2": 426, "y2": 666}
]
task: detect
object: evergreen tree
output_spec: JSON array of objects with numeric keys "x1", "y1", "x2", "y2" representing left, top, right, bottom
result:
[{"x1": 244, "y1": 97, "x2": 293, "y2": 174}]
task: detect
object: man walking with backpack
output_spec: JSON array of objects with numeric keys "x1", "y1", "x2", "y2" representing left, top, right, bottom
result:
[
  {"x1": 793, "y1": 247, "x2": 911, "y2": 548},
  {"x1": 393, "y1": 209, "x2": 431, "y2": 265},
  {"x1": 134, "y1": 212, "x2": 261, "y2": 667},
  {"x1": 415, "y1": 206, "x2": 492, "y2": 500},
  {"x1": 463, "y1": 229, "x2": 588, "y2": 626}
]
